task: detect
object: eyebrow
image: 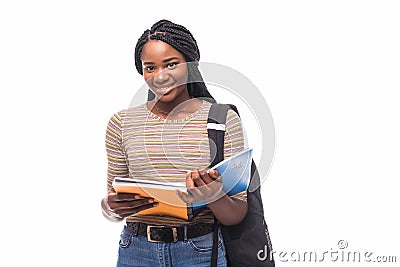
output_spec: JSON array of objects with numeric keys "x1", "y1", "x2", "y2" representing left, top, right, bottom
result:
[{"x1": 142, "y1": 57, "x2": 181, "y2": 65}]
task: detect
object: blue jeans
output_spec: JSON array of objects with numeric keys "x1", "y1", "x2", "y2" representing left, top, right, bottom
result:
[{"x1": 117, "y1": 225, "x2": 227, "y2": 267}]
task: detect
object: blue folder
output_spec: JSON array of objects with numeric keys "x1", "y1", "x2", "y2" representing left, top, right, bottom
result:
[
  {"x1": 212, "y1": 147, "x2": 253, "y2": 195},
  {"x1": 193, "y1": 148, "x2": 253, "y2": 208}
]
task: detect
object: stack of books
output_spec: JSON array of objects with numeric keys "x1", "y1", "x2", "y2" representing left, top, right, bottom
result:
[{"x1": 112, "y1": 148, "x2": 253, "y2": 220}]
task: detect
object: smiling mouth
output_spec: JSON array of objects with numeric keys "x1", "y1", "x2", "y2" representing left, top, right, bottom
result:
[{"x1": 154, "y1": 83, "x2": 177, "y2": 95}]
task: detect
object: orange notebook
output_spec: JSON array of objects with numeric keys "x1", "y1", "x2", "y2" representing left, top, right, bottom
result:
[{"x1": 112, "y1": 179, "x2": 198, "y2": 220}]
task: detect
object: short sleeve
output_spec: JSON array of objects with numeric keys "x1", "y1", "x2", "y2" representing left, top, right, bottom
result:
[
  {"x1": 223, "y1": 109, "x2": 247, "y2": 202},
  {"x1": 105, "y1": 110, "x2": 129, "y2": 191}
]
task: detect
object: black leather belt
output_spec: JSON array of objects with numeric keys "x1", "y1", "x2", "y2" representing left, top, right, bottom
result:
[{"x1": 126, "y1": 222, "x2": 214, "y2": 243}]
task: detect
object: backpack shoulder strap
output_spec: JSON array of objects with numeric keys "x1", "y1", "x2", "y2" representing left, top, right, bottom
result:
[
  {"x1": 207, "y1": 103, "x2": 234, "y2": 267},
  {"x1": 207, "y1": 103, "x2": 239, "y2": 167}
]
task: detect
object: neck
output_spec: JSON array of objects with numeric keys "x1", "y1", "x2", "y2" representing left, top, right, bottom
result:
[{"x1": 148, "y1": 93, "x2": 203, "y2": 120}]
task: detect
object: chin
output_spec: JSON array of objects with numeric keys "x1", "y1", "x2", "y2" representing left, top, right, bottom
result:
[
  {"x1": 155, "y1": 87, "x2": 185, "y2": 102},
  {"x1": 155, "y1": 92, "x2": 176, "y2": 102}
]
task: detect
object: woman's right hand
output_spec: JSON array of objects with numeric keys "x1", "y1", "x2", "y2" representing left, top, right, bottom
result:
[{"x1": 102, "y1": 188, "x2": 159, "y2": 219}]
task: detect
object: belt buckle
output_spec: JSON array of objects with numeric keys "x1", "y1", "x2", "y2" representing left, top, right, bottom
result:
[{"x1": 147, "y1": 225, "x2": 178, "y2": 243}]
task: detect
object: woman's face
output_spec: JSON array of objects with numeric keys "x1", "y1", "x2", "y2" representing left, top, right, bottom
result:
[{"x1": 141, "y1": 40, "x2": 188, "y2": 103}]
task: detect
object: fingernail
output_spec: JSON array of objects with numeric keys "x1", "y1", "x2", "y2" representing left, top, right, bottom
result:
[
  {"x1": 135, "y1": 195, "x2": 141, "y2": 199},
  {"x1": 153, "y1": 203, "x2": 159, "y2": 207},
  {"x1": 148, "y1": 199, "x2": 154, "y2": 203}
]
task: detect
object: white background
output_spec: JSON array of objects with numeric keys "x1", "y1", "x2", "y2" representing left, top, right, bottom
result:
[{"x1": 1, "y1": 1, "x2": 399, "y2": 266}]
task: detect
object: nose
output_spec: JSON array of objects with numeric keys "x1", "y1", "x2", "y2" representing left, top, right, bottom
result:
[{"x1": 153, "y1": 69, "x2": 170, "y2": 85}]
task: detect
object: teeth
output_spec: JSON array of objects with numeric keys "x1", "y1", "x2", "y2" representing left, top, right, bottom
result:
[{"x1": 157, "y1": 84, "x2": 175, "y2": 91}]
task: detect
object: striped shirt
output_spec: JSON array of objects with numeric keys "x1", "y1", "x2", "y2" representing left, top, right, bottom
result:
[{"x1": 105, "y1": 100, "x2": 246, "y2": 225}]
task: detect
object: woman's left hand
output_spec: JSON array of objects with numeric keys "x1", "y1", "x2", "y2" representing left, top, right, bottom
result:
[{"x1": 176, "y1": 169, "x2": 225, "y2": 204}]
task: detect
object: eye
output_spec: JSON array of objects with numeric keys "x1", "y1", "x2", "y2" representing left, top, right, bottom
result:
[
  {"x1": 144, "y1": 66, "x2": 155, "y2": 73},
  {"x1": 167, "y1": 62, "x2": 178, "y2": 70}
]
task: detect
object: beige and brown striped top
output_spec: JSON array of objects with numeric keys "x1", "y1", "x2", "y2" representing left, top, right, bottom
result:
[{"x1": 105, "y1": 100, "x2": 246, "y2": 226}]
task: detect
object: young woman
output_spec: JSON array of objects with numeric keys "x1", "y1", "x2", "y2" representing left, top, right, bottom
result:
[{"x1": 101, "y1": 19, "x2": 248, "y2": 267}]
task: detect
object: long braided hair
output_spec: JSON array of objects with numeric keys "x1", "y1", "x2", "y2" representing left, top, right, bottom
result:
[{"x1": 134, "y1": 19, "x2": 216, "y2": 103}]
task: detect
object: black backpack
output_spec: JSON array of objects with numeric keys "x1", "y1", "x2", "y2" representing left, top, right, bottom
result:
[{"x1": 207, "y1": 103, "x2": 275, "y2": 267}]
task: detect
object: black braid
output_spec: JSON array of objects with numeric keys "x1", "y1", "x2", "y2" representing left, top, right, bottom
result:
[{"x1": 134, "y1": 19, "x2": 215, "y2": 103}]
